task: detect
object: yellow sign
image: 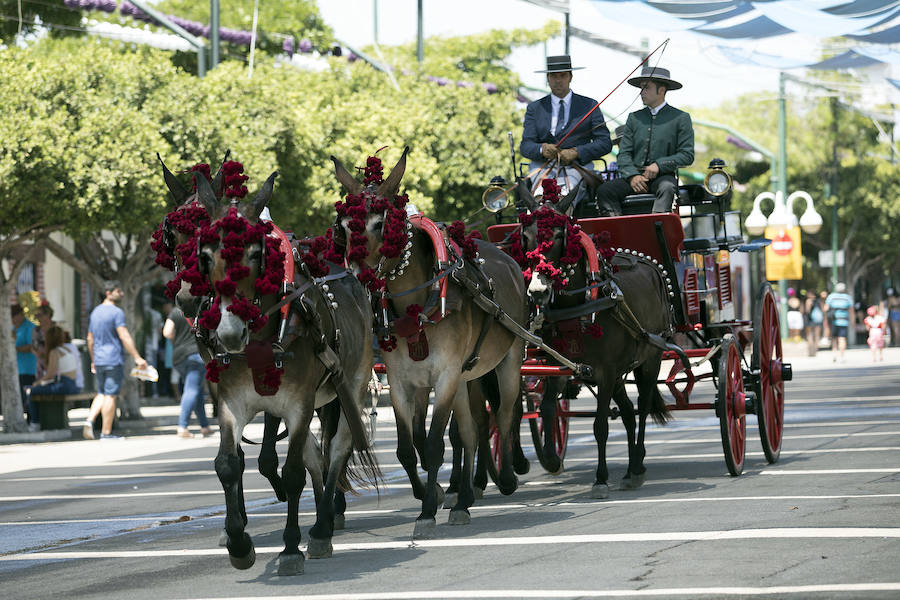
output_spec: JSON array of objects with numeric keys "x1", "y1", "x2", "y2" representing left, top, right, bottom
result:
[{"x1": 765, "y1": 225, "x2": 802, "y2": 280}]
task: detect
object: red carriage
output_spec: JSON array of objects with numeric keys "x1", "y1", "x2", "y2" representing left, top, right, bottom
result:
[{"x1": 480, "y1": 159, "x2": 791, "y2": 477}]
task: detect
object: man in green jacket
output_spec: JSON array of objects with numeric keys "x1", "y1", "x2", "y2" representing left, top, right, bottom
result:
[{"x1": 594, "y1": 66, "x2": 694, "y2": 214}]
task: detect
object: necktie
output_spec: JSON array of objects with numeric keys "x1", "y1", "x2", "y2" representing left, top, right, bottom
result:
[{"x1": 555, "y1": 100, "x2": 566, "y2": 136}]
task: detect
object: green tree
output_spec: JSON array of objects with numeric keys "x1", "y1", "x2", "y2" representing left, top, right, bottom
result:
[{"x1": 0, "y1": 0, "x2": 83, "y2": 45}]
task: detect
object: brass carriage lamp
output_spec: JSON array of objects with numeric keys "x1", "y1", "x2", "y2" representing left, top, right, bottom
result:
[{"x1": 482, "y1": 175, "x2": 510, "y2": 213}]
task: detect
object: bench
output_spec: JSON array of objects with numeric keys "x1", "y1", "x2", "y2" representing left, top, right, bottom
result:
[{"x1": 29, "y1": 392, "x2": 95, "y2": 430}]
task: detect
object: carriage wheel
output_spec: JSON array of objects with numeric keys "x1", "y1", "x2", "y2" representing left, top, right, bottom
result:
[
  {"x1": 525, "y1": 377, "x2": 570, "y2": 471},
  {"x1": 486, "y1": 409, "x2": 501, "y2": 484},
  {"x1": 752, "y1": 282, "x2": 785, "y2": 463},
  {"x1": 717, "y1": 334, "x2": 746, "y2": 476}
]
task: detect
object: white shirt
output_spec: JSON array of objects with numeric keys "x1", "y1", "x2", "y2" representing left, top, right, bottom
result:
[
  {"x1": 550, "y1": 91, "x2": 573, "y2": 135},
  {"x1": 649, "y1": 100, "x2": 667, "y2": 116}
]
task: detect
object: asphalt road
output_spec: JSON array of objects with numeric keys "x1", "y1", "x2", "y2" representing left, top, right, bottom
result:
[{"x1": 1, "y1": 347, "x2": 899, "y2": 600}]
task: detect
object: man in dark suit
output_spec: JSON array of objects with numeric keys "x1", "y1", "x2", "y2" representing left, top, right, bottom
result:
[
  {"x1": 520, "y1": 55, "x2": 611, "y2": 208},
  {"x1": 594, "y1": 66, "x2": 694, "y2": 215}
]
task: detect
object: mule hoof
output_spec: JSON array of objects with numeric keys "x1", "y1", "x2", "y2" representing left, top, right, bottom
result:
[
  {"x1": 333, "y1": 514, "x2": 345, "y2": 531},
  {"x1": 544, "y1": 455, "x2": 564, "y2": 476},
  {"x1": 229, "y1": 544, "x2": 256, "y2": 570},
  {"x1": 591, "y1": 483, "x2": 610, "y2": 499},
  {"x1": 277, "y1": 552, "x2": 305, "y2": 575},
  {"x1": 473, "y1": 487, "x2": 484, "y2": 500},
  {"x1": 307, "y1": 537, "x2": 333, "y2": 559},
  {"x1": 514, "y1": 457, "x2": 531, "y2": 475},
  {"x1": 448, "y1": 509, "x2": 471, "y2": 525},
  {"x1": 434, "y1": 483, "x2": 445, "y2": 506},
  {"x1": 413, "y1": 518, "x2": 437, "y2": 539},
  {"x1": 443, "y1": 492, "x2": 458, "y2": 509},
  {"x1": 621, "y1": 471, "x2": 646, "y2": 490},
  {"x1": 497, "y1": 474, "x2": 519, "y2": 496},
  {"x1": 218, "y1": 529, "x2": 228, "y2": 547}
]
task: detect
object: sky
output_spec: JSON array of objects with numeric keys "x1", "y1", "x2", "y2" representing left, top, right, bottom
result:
[{"x1": 314, "y1": 0, "x2": 850, "y2": 126}]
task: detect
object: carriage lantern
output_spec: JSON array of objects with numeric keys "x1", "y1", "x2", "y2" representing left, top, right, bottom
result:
[
  {"x1": 703, "y1": 158, "x2": 733, "y2": 199},
  {"x1": 482, "y1": 175, "x2": 510, "y2": 213}
]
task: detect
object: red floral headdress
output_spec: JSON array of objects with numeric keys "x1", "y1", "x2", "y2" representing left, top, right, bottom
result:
[
  {"x1": 508, "y1": 178, "x2": 583, "y2": 291},
  {"x1": 331, "y1": 152, "x2": 410, "y2": 294}
]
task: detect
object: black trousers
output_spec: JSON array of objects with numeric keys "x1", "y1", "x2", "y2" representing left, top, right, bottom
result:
[{"x1": 592, "y1": 174, "x2": 678, "y2": 216}]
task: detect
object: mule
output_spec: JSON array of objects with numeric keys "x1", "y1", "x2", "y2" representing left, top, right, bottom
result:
[
  {"x1": 182, "y1": 168, "x2": 378, "y2": 575},
  {"x1": 331, "y1": 148, "x2": 527, "y2": 537},
  {"x1": 157, "y1": 156, "x2": 325, "y2": 519},
  {"x1": 516, "y1": 178, "x2": 673, "y2": 498}
]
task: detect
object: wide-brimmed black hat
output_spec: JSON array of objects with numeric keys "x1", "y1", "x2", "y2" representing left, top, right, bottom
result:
[
  {"x1": 628, "y1": 66, "x2": 682, "y2": 90},
  {"x1": 535, "y1": 55, "x2": 584, "y2": 73},
  {"x1": 611, "y1": 125, "x2": 626, "y2": 145}
]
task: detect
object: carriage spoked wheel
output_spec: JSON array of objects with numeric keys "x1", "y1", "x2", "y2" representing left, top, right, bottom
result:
[
  {"x1": 752, "y1": 282, "x2": 786, "y2": 464},
  {"x1": 717, "y1": 334, "x2": 746, "y2": 476},
  {"x1": 525, "y1": 377, "x2": 570, "y2": 472}
]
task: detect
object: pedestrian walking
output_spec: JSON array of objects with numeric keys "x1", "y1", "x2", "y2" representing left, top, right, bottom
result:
[
  {"x1": 83, "y1": 281, "x2": 147, "y2": 440},
  {"x1": 163, "y1": 305, "x2": 211, "y2": 438},
  {"x1": 804, "y1": 290, "x2": 824, "y2": 357},
  {"x1": 864, "y1": 305, "x2": 886, "y2": 362},
  {"x1": 825, "y1": 282, "x2": 854, "y2": 363},
  {"x1": 887, "y1": 288, "x2": 900, "y2": 347}
]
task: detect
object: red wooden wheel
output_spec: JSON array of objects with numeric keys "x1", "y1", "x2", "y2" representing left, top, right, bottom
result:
[
  {"x1": 525, "y1": 376, "x2": 570, "y2": 471},
  {"x1": 717, "y1": 334, "x2": 746, "y2": 476},
  {"x1": 752, "y1": 282, "x2": 785, "y2": 463}
]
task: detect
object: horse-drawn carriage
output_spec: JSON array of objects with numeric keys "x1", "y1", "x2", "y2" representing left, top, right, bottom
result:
[
  {"x1": 479, "y1": 157, "x2": 790, "y2": 478},
  {"x1": 153, "y1": 147, "x2": 790, "y2": 574}
]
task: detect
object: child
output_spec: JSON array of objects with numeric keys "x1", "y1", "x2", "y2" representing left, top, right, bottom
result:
[{"x1": 865, "y1": 306, "x2": 886, "y2": 362}]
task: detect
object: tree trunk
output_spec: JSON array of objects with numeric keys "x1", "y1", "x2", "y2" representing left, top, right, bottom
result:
[
  {"x1": 0, "y1": 300, "x2": 26, "y2": 433},
  {"x1": 118, "y1": 283, "x2": 142, "y2": 419}
]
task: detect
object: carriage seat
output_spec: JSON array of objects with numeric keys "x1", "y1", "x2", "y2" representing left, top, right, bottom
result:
[{"x1": 621, "y1": 194, "x2": 655, "y2": 215}]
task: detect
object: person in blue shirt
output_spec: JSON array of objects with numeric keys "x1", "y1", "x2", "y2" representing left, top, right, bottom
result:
[
  {"x1": 84, "y1": 280, "x2": 147, "y2": 440},
  {"x1": 825, "y1": 282, "x2": 854, "y2": 362},
  {"x1": 12, "y1": 304, "x2": 38, "y2": 428}
]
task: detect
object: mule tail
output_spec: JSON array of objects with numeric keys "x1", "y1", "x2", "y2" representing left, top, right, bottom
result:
[
  {"x1": 320, "y1": 401, "x2": 383, "y2": 496},
  {"x1": 648, "y1": 386, "x2": 671, "y2": 426}
]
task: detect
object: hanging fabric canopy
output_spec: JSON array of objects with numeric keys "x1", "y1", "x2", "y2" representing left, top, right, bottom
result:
[{"x1": 582, "y1": 0, "x2": 900, "y2": 43}]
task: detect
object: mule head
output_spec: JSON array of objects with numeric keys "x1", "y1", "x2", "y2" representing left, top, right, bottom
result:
[
  {"x1": 331, "y1": 148, "x2": 410, "y2": 273},
  {"x1": 194, "y1": 172, "x2": 278, "y2": 353}
]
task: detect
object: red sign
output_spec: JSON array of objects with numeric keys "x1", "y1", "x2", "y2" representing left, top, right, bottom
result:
[{"x1": 771, "y1": 230, "x2": 794, "y2": 256}]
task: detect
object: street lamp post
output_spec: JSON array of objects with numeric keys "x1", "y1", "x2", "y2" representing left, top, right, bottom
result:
[{"x1": 745, "y1": 190, "x2": 822, "y2": 338}]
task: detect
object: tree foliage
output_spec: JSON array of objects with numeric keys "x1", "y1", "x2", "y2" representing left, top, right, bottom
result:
[{"x1": 0, "y1": 0, "x2": 83, "y2": 45}]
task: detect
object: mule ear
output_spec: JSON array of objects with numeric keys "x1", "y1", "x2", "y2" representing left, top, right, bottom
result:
[
  {"x1": 331, "y1": 155, "x2": 364, "y2": 196},
  {"x1": 515, "y1": 178, "x2": 537, "y2": 212},
  {"x1": 194, "y1": 171, "x2": 219, "y2": 217},
  {"x1": 248, "y1": 171, "x2": 278, "y2": 221},
  {"x1": 158, "y1": 153, "x2": 188, "y2": 206},
  {"x1": 210, "y1": 149, "x2": 232, "y2": 198},
  {"x1": 376, "y1": 146, "x2": 409, "y2": 199},
  {"x1": 556, "y1": 180, "x2": 581, "y2": 215},
  {"x1": 569, "y1": 162, "x2": 603, "y2": 191}
]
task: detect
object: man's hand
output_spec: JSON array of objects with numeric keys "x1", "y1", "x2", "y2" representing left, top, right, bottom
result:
[
  {"x1": 134, "y1": 356, "x2": 148, "y2": 370},
  {"x1": 559, "y1": 148, "x2": 579, "y2": 165},
  {"x1": 541, "y1": 143, "x2": 559, "y2": 160},
  {"x1": 629, "y1": 174, "x2": 649, "y2": 193},
  {"x1": 642, "y1": 162, "x2": 660, "y2": 180}
]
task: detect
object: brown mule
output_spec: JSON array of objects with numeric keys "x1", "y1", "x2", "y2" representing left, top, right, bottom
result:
[{"x1": 331, "y1": 148, "x2": 528, "y2": 538}]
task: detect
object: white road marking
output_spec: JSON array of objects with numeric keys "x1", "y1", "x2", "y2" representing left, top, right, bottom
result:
[
  {"x1": 4, "y1": 494, "x2": 899, "y2": 526},
  {"x1": 2, "y1": 528, "x2": 898, "y2": 561},
  {"x1": 170, "y1": 583, "x2": 900, "y2": 598},
  {"x1": 760, "y1": 468, "x2": 900, "y2": 475}
]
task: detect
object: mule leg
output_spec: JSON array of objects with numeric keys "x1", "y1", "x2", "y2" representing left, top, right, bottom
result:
[
  {"x1": 277, "y1": 416, "x2": 311, "y2": 576},
  {"x1": 391, "y1": 382, "x2": 428, "y2": 500},
  {"x1": 414, "y1": 375, "x2": 458, "y2": 538},
  {"x1": 309, "y1": 407, "x2": 354, "y2": 559},
  {"x1": 627, "y1": 358, "x2": 666, "y2": 489},
  {"x1": 445, "y1": 415, "x2": 462, "y2": 509},
  {"x1": 612, "y1": 382, "x2": 640, "y2": 489},
  {"x1": 592, "y1": 385, "x2": 612, "y2": 499},
  {"x1": 258, "y1": 413, "x2": 286, "y2": 502},
  {"x1": 493, "y1": 348, "x2": 525, "y2": 495},
  {"x1": 468, "y1": 379, "x2": 490, "y2": 497},
  {"x1": 539, "y1": 377, "x2": 566, "y2": 475},
  {"x1": 333, "y1": 489, "x2": 347, "y2": 531},
  {"x1": 215, "y1": 406, "x2": 255, "y2": 570},
  {"x1": 449, "y1": 385, "x2": 476, "y2": 524}
]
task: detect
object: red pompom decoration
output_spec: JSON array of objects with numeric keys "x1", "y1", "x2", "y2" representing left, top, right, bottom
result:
[
  {"x1": 585, "y1": 323, "x2": 604, "y2": 339},
  {"x1": 205, "y1": 358, "x2": 229, "y2": 382},
  {"x1": 378, "y1": 335, "x2": 398, "y2": 352}
]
